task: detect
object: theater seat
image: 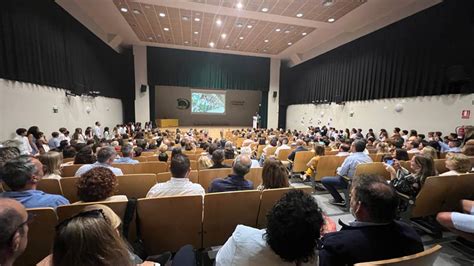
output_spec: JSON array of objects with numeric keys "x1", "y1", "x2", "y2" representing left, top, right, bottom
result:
[
  {"x1": 61, "y1": 164, "x2": 84, "y2": 177},
  {"x1": 37, "y1": 178, "x2": 63, "y2": 195},
  {"x1": 59, "y1": 177, "x2": 80, "y2": 203},
  {"x1": 134, "y1": 161, "x2": 168, "y2": 174},
  {"x1": 198, "y1": 168, "x2": 233, "y2": 192},
  {"x1": 56, "y1": 200, "x2": 128, "y2": 223},
  {"x1": 292, "y1": 151, "x2": 315, "y2": 173},
  {"x1": 355, "y1": 244, "x2": 441, "y2": 266},
  {"x1": 244, "y1": 167, "x2": 263, "y2": 188},
  {"x1": 116, "y1": 174, "x2": 157, "y2": 199}
]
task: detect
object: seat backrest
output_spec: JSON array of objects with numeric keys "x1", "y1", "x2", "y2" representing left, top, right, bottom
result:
[
  {"x1": 62, "y1": 157, "x2": 74, "y2": 163},
  {"x1": 223, "y1": 158, "x2": 234, "y2": 166},
  {"x1": 256, "y1": 145, "x2": 265, "y2": 159},
  {"x1": 56, "y1": 200, "x2": 128, "y2": 223},
  {"x1": 244, "y1": 167, "x2": 263, "y2": 188},
  {"x1": 155, "y1": 170, "x2": 199, "y2": 183},
  {"x1": 59, "y1": 177, "x2": 80, "y2": 203},
  {"x1": 112, "y1": 163, "x2": 135, "y2": 174},
  {"x1": 37, "y1": 178, "x2": 63, "y2": 195},
  {"x1": 135, "y1": 156, "x2": 149, "y2": 162},
  {"x1": 198, "y1": 168, "x2": 233, "y2": 192},
  {"x1": 292, "y1": 151, "x2": 315, "y2": 172},
  {"x1": 354, "y1": 163, "x2": 391, "y2": 180},
  {"x1": 116, "y1": 174, "x2": 157, "y2": 199},
  {"x1": 433, "y1": 159, "x2": 448, "y2": 174},
  {"x1": 141, "y1": 151, "x2": 156, "y2": 157},
  {"x1": 134, "y1": 161, "x2": 168, "y2": 174},
  {"x1": 443, "y1": 173, "x2": 474, "y2": 212},
  {"x1": 354, "y1": 244, "x2": 441, "y2": 266},
  {"x1": 15, "y1": 208, "x2": 57, "y2": 266},
  {"x1": 277, "y1": 149, "x2": 292, "y2": 161},
  {"x1": 146, "y1": 156, "x2": 159, "y2": 162},
  {"x1": 203, "y1": 190, "x2": 261, "y2": 247},
  {"x1": 325, "y1": 150, "x2": 339, "y2": 156},
  {"x1": 265, "y1": 146, "x2": 277, "y2": 157},
  {"x1": 315, "y1": 156, "x2": 347, "y2": 181},
  {"x1": 189, "y1": 160, "x2": 198, "y2": 170},
  {"x1": 411, "y1": 175, "x2": 454, "y2": 218},
  {"x1": 137, "y1": 195, "x2": 203, "y2": 254},
  {"x1": 61, "y1": 164, "x2": 84, "y2": 177}
]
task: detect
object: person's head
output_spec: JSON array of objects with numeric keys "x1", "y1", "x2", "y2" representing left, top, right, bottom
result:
[
  {"x1": 0, "y1": 156, "x2": 44, "y2": 191},
  {"x1": 133, "y1": 147, "x2": 143, "y2": 157},
  {"x1": 393, "y1": 148, "x2": 409, "y2": 161},
  {"x1": 410, "y1": 154, "x2": 436, "y2": 182},
  {"x1": 52, "y1": 208, "x2": 132, "y2": 266},
  {"x1": 224, "y1": 141, "x2": 233, "y2": 150},
  {"x1": 77, "y1": 167, "x2": 117, "y2": 202},
  {"x1": 0, "y1": 147, "x2": 20, "y2": 168},
  {"x1": 421, "y1": 146, "x2": 438, "y2": 159},
  {"x1": 62, "y1": 146, "x2": 77, "y2": 159},
  {"x1": 170, "y1": 154, "x2": 190, "y2": 178},
  {"x1": 95, "y1": 121, "x2": 101, "y2": 126},
  {"x1": 171, "y1": 147, "x2": 182, "y2": 159},
  {"x1": 38, "y1": 151, "x2": 63, "y2": 176},
  {"x1": 158, "y1": 152, "x2": 168, "y2": 162},
  {"x1": 375, "y1": 142, "x2": 389, "y2": 153},
  {"x1": 261, "y1": 159, "x2": 289, "y2": 189},
  {"x1": 409, "y1": 129, "x2": 418, "y2": 137},
  {"x1": 232, "y1": 155, "x2": 252, "y2": 176},
  {"x1": 120, "y1": 145, "x2": 133, "y2": 158},
  {"x1": 265, "y1": 190, "x2": 323, "y2": 264},
  {"x1": 339, "y1": 143, "x2": 350, "y2": 152},
  {"x1": 0, "y1": 199, "x2": 29, "y2": 265},
  {"x1": 158, "y1": 144, "x2": 168, "y2": 153},
  {"x1": 352, "y1": 140, "x2": 366, "y2": 153},
  {"x1": 96, "y1": 146, "x2": 117, "y2": 165},
  {"x1": 211, "y1": 150, "x2": 225, "y2": 165},
  {"x1": 448, "y1": 139, "x2": 461, "y2": 148},
  {"x1": 74, "y1": 146, "x2": 96, "y2": 164},
  {"x1": 462, "y1": 139, "x2": 474, "y2": 156},
  {"x1": 314, "y1": 145, "x2": 325, "y2": 156},
  {"x1": 295, "y1": 139, "x2": 304, "y2": 147},
  {"x1": 350, "y1": 174, "x2": 399, "y2": 223},
  {"x1": 406, "y1": 140, "x2": 419, "y2": 150},
  {"x1": 27, "y1": 126, "x2": 40, "y2": 138},
  {"x1": 51, "y1": 132, "x2": 59, "y2": 139},
  {"x1": 445, "y1": 153, "x2": 471, "y2": 174},
  {"x1": 15, "y1": 128, "x2": 27, "y2": 137}
]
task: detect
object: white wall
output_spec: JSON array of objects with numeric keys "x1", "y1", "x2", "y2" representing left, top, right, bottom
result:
[
  {"x1": 286, "y1": 94, "x2": 473, "y2": 135},
  {"x1": 133, "y1": 45, "x2": 150, "y2": 124},
  {"x1": 0, "y1": 78, "x2": 123, "y2": 141},
  {"x1": 267, "y1": 58, "x2": 280, "y2": 128}
]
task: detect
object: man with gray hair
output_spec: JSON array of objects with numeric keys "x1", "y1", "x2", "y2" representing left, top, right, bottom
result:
[
  {"x1": 74, "y1": 146, "x2": 123, "y2": 176},
  {"x1": 208, "y1": 155, "x2": 253, "y2": 193},
  {"x1": 0, "y1": 198, "x2": 30, "y2": 266},
  {"x1": 114, "y1": 145, "x2": 139, "y2": 164},
  {"x1": 0, "y1": 156, "x2": 69, "y2": 208}
]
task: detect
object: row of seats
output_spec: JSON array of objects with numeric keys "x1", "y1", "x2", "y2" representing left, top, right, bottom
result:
[{"x1": 17, "y1": 186, "x2": 312, "y2": 265}]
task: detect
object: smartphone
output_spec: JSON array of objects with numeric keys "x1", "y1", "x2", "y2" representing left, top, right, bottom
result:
[{"x1": 385, "y1": 159, "x2": 394, "y2": 166}]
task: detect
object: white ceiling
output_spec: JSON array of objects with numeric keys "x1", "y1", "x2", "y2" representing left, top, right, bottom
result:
[{"x1": 56, "y1": 0, "x2": 442, "y2": 66}]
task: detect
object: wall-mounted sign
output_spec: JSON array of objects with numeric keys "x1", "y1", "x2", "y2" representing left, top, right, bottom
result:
[{"x1": 461, "y1": 110, "x2": 470, "y2": 119}]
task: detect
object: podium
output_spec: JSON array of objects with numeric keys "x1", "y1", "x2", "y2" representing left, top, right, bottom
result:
[{"x1": 156, "y1": 119, "x2": 179, "y2": 127}]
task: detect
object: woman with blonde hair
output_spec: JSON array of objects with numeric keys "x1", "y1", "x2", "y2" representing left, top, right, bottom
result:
[
  {"x1": 441, "y1": 153, "x2": 472, "y2": 176},
  {"x1": 38, "y1": 151, "x2": 63, "y2": 179},
  {"x1": 375, "y1": 142, "x2": 390, "y2": 154},
  {"x1": 421, "y1": 146, "x2": 438, "y2": 159}
]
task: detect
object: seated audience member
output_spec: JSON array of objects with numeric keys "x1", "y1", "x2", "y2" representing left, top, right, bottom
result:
[
  {"x1": 62, "y1": 146, "x2": 76, "y2": 160},
  {"x1": 375, "y1": 142, "x2": 389, "y2": 154},
  {"x1": 0, "y1": 147, "x2": 21, "y2": 168},
  {"x1": 275, "y1": 138, "x2": 291, "y2": 157},
  {"x1": 48, "y1": 132, "x2": 61, "y2": 149},
  {"x1": 171, "y1": 147, "x2": 182, "y2": 159},
  {"x1": 257, "y1": 159, "x2": 289, "y2": 190},
  {"x1": 321, "y1": 140, "x2": 372, "y2": 206},
  {"x1": 147, "y1": 154, "x2": 204, "y2": 197},
  {"x1": 436, "y1": 200, "x2": 474, "y2": 241},
  {"x1": 114, "y1": 145, "x2": 139, "y2": 164},
  {"x1": 73, "y1": 146, "x2": 96, "y2": 164},
  {"x1": 319, "y1": 174, "x2": 423, "y2": 265},
  {"x1": 461, "y1": 139, "x2": 474, "y2": 156},
  {"x1": 133, "y1": 146, "x2": 143, "y2": 157},
  {"x1": 392, "y1": 148, "x2": 409, "y2": 161},
  {"x1": 385, "y1": 154, "x2": 435, "y2": 197},
  {"x1": 13, "y1": 128, "x2": 32, "y2": 155},
  {"x1": 158, "y1": 144, "x2": 169, "y2": 162},
  {"x1": 216, "y1": 190, "x2": 324, "y2": 265},
  {"x1": 0, "y1": 156, "x2": 69, "y2": 208},
  {"x1": 76, "y1": 167, "x2": 127, "y2": 203},
  {"x1": 421, "y1": 146, "x2": 438, "y2": 159},
  {"x1": 75, "y1": 146, "x2": 123, "y2": 176},
  {"x1": 198, "y1": 154, "x2": 213, "y2": 170},
  {"x1": 259, "y1": 138, "x2": 278, "y2": 164},
  {"x1": 304, "y1": 145, "x2": 325, "y2": 180},
  {"x1": 38, "y1": 151, "x2": 63, "y2": 179},
  {"x1": 224, "y1": 141, "x2": 235, "y2": 159},
  {"x1": 209, "y1": 155, "x2": 253, "y2": 193},
  {"x1": 0, "y1": 198, "x2": 29, "y2": 266},
  {"x1": 209, "y1": 150, "x2": 230, "y2": 169},
  {"x1": 438, "y1": 138, "x2": 462, "y2": 153},
  {"x1": 288, "y1": 139, "x2": 308, "y2": 162},
  {"x1": 405, "y1": 140, "x2": 421, "y2": 154},
  {"x1": 240, "y1": 147, "x2": 260, "y2": 168},
  {"x1": 336, "y1": 144, "x2": 350, "y2": 157},
  {"x1": 440, "y1": 153, "x2": 471, "y2": 176}
]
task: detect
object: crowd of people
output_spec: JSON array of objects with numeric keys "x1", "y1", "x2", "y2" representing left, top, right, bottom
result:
[{"x1": 0, "y1": 122, "x2": 473, "y2": 265}]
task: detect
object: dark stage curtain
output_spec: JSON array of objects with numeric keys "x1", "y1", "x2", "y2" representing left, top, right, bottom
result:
[
  {"x1": 280, "y1": 0, "x2": 473, "y2": 114},
  {"x1": 0, "y1": 0, "x2": 135, "y2": 122}
]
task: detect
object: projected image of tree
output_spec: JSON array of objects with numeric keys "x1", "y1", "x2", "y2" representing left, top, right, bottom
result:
[{"x1": 191, "y1": 92, "x2": 226, "y2": 113}]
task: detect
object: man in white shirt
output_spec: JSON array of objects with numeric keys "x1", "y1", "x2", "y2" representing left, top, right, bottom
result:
[
  {"x1": 216, "y1": 190, "x2": 324, "y2": 265},
  {"x1": 405, "y1": 140, "x2": 421, "y2": 154},
  {"x1": 75, "y1": 146, "x2": 123, "y2": 176},
  {"x1": 336, "y1": 143, "x2": 351, "y2": 157},
  {"x1": 146, "y1": 154, "x2": 204, "y2": 197},
  {"x1": 274, "y1": 138, "x2": 290, "y2": 157},
  {"x1": 94, "y1": 121, "x2": 102, "y2": 139},
  {"x1": 13, "y1": 128, "x2": 32, "y2": 155}
]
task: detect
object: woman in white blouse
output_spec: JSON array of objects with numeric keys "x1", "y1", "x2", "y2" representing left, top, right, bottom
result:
[{"x1": 440, "y1": 153, "x2": 472, "y2": 176}]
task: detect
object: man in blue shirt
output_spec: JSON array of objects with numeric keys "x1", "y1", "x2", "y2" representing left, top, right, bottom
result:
[
  {"x1": 209, "y1": 155, "x2": 253, "y2": 193},
  {"x1": 321, "y1": 140, "x2": 372, "y2": 206},
  {"x1": 47, "y1": 132, "x2": 61, "y2": 149},
  {"x1": 114, "y1": 145, "x2": 139, "y2": 164},
  {"x1": 438, "y1": 138, "x2": 462, "y2": 153},
  {"x1": 0, "y1": 156, "x2": 69, "y2": 208},
  {"x1": 75, "y1": 146, "x2": 123, "y2": 176}
]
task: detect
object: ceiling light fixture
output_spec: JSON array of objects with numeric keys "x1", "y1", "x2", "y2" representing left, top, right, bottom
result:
[
  {"x1": 263, "y1": 49, "x2": 268, "y2": 52},
  {"x1": 120, "y1": 7, "x2": 128, "y2": 12},
  {"x1": 216, "y1": 19, "x2": 222, "y2": 26},
  {"x1": 194, "y1": 31, "x2": 199, "y2": 35},
  {"x1": 182, "y1": 16, "x2": 189, "y2": 21},
  {"x1": 239, "y1": 36, "x2": 244, "y2": 40},
  {"x1": 261, "y1": 7, "x2": 268, "y2": 12},
  {"x1": 275, "y1": 28, "x2": 281, "y2": 32},
  {"x1": 184, "y1": 41, "x2": 189, "y2": 44},
  {"x1": 236, "y1": 2, "x2": 243, "y2": 9},
  {"x1": 209, "y1": 42, "x2": 215, "y2": 47},
  {"x1": 225, "y1": 45, "x2": 230, "y2": 48},
  {"x1": 133, "y1": 9, "x2": 141, "y2": 14},
  {"x1": 264, "y1": 39, "x2": 269, "y2": 43},
  {"x1": 194, "y1": 17, "x2": 200, "y2": 22},
  {"x1": 247, "y1": 25, "x2": 253, "y2": 29},
  {"x1": 148, "y1": 36, "x2": 153, "y2": 40},
  {"x1": 328, "y1": 18, "x2": 335, "y2": 22},
  {"x1": 296, "y1": 13, "x2": 303, "y2": 18},
  {"x1": 236, "y1": 23, "x2": 243, "y2": 28},
  {"x1": 288, "y1": 42, "x2": 292, "y2": 45},
  {"x1": 159, "y1": 12, "x2": 166, "y2": 17},
  {"x1": 221, "y1": 33, "x2": 227, "y2": 39},
  {"x1": 163, "y1": 27, "x2": 169, "y2": 31},
  {"x1": 322, "y1": 0, "x2": 334, "y2": 7},
  {"x1": 284, "y1": 30, "x2": 290, "y2": 34}
]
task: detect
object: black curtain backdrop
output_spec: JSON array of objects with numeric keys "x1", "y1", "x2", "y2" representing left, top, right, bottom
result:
[
  {"x1": 279, "y1": 0, "x2": 474, "y2": 128},
  {"x1": 0, "y1": 0, "x2": 135, "y2": 122},
  {"x1": 147, "y1": 47, "x2": 270, "y2": 127}
]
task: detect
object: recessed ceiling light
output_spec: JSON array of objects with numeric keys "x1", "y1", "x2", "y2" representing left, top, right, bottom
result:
[
  {"x1": 120, "y1": 7, "x2": 128, "y2": 13},
  {"x1": 261, "y1": 7, "x2": 268, "y2": 12},
  {"x1": 148, "y1": 36, "x2": 153, "y2": 40},
  {"x1": 133, "y1": 9, "x2": 141, "y2": 14},
  {"x1": 328, "y1": 18, "x2": 335, "y2": 22},
  {"x1": 296, "y1": 13, "x2": 303, "y2": 18},
  {"x1": 239, "y1": 36, "x2": 244, "y2": 40},
  {"x1": 247, "y1": 25, "x2": 252, "y2": 29},
  {"x1": 284, "y1": 30, "x2": 290, "y2": 34},
  {"x1": 275, "y1": 28, "x2": 281, "y2": 32},
  {"x1": 159, "y1": 12, "x2": 166, "y2": 17},
  {"x1": 184, "y1": 41, "x2": 189, "y2": 44},
  {"x1": 163, "y1": 27, "x2": 169, "y2": 31},
  {"x1": 209, "y1": 42, "x2": 215, "y2": 47},
  {"x1": 216, "y1": 19, "x2": 222, "y2": 26},
  {"x1": 194, "y1": 17, "x2": 200, "y2": 22},
  {"x1": 194, "y1": 31, "x2": 199, "y2": 35},
  {"x1": 264, "y1": 39, "x2": 269, "y2": 43},
  {"x1": 288, "y1": 42, "x2": 292, "y2": 45},
  {"x1": 221, "y1": 33, "x2": 227, "y2": 39},
  {"x1": 302, "y1": 32, "x2": 307, "y2": 36},
  {"x1": 323, "y1": 0, "x2": 334, "y2": 7},
  {"x1": 144, "y1": 5, "x2": 151, "y2": 9},
  {"x1": 182, "y1": 16, "x2": 189, "y2": 21},
  {"x1": 236, "y1": 23, "x2": 243, "y2": 28},
  {"x1": 263, "y1": 49, "x2": 268, "y2": 52},
  {"x1": 236, "y1": 2, "x2": 243, "y2": 9}
]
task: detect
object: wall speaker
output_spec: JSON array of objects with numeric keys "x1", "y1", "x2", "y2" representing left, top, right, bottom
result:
[
  {"x1": 334, "y1": 95, "x2": 343, "y2": 104},
  {"x1": 273, "y1": 91, "x2": 278, "y2": 98},
  {"x1": 140, "y1": 84, "x2": 147, "y2": 93}
]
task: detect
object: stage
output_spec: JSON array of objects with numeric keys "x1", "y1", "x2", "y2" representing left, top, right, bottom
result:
[{"x1": 158, "y1": 126, "x2": 252, "y2": 139}]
